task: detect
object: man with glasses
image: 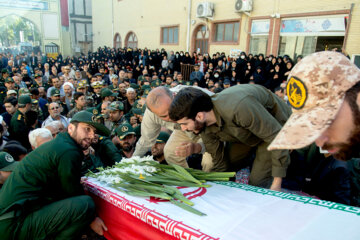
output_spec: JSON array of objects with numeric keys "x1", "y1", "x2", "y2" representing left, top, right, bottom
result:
[
  {"x1": 42, "y1": 102, "x2": 69, "y2": 128},
  {"x1": 0, "y1": 111, "x2": 110, "y2": 239}
]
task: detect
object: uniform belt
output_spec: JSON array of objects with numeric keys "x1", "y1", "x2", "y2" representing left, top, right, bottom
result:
[{"x1": 0, "y1": 211, "x2": 20, "y2": 221}]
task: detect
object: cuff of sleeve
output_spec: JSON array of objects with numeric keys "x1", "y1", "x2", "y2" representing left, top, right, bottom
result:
[
  {"x1": 272, "y1": 167, "x2": 287, "y2": 178},
  {"x1": 199, "y1": 142, "x2": 206, "y2": 154}
]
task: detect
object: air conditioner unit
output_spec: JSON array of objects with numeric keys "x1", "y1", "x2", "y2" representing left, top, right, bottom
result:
[
  {"x1": 196, "y1": 2, "x2": 214, "y2": 18},
  {"x1": 235, "y1": 0, "x2": 253, "y2": 12}
]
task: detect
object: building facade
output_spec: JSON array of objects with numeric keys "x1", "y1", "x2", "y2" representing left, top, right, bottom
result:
[
  {"x1": 68, "y1": 0, "x2": 93, "y2": 54},
  {"x1": 0, "y1": 0, "x2": 72, "y2": 56},
  {"x1": 92, "y1": 0, "x2": 360, "y2": 60}
]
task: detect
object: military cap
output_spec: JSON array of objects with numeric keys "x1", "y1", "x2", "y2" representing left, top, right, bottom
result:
[
  {"x1": 269, "y1": 51, "x2": 360, "y2": 151},
  {"x1": 5, "y1": 77, "x2": 14, "y2": 83},
  {"x1": 1, "y1": 68, "x2": 8, "y2": 74},
  {"x1": 141, "y1": 85, "x2": 151, "y2": 90},
  {"x1": 34, "y1": 73, "x2": 42, "y2": 78},
  {"x1": 115, "y1": 123, "x2": 136, "y2": 140},
  {"x1": 132, "y1": 108, "x2": 143, "y2": 116},
  {"x1": 156, "y1": 132, "x2": 170, "y2": 143},
  {"x1": 18, "y1": 88, "x2": 30, "y2": 96},
  {"x1": 31, "y1": 99, "x2": 39, "y2": 105},
  {"x1": 80, "y1": 79, "x2": 89, "y2": 86},
  {"x1": 94, "y1": 73, "x2": 102, "y2": 77},
  {"x1": 77, "y1": 82, "x2": 86, "y2": 89},
  {"x1": 110, "y1": 74, "x2": 119, "y2": 79},
  {"x1": 150, "y1": 81, "x2": 160, "y2": 87},
  {"x1": 101, "y1": 88, "x2": 118, "y2": 98},
  {"x1": 70, "y1": 111, "x2": 110, "y2": 136},
  {"x1": 0, "y1": 152, "x2": 18, "y2": 171},
  {"x1": 86, "y1": 107, "x2": 100, "y2": 116},
  {"x1": 18, "y1": 94, "x2": 32, "y2": 106},
  {"x1": 185, "y1": 81, "x2": 193, "y2": 86},
  {"x1": 107, "y1": 101, "x2": 124, "y2": 111},
  {"x1": 6, "y1": 90, "x2": 17, "y2": 96},
  {"x1": 130, "y1": 83, "x2": 139, "y2": 90},
  {"x1": 91, "y1": 81, "x2": 103, "y2": 89},
  {"x1": 50, "y1": 88, "x2": 61, "y2": 97}
]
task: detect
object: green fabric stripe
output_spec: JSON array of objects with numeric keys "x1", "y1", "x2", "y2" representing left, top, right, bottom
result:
[{"x1": 214, "y1": 181, "x2": 360, "y2": 216}]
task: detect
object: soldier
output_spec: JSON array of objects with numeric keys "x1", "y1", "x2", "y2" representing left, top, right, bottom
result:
[
  {"x1": 9, "y1": 95, "x2": 32, "y2": 150},
  {"x1": 0, "y1": 111, "x2": 109, "y2": 239},
  {"x1": 91, "y1": 81, "x2": 103, "y2": 107},
  {"x1": 50, "y1": 88, "x2": 69, "y2": 116},
  {"x1": 169, "y1": 85, "x2": 292, "y2": 190},
  {"x1": 108, "y1": 74, "x2": 119, "y2": 91},
  {"x1": 115, "y1": 123, "x2": 137, "y2": 158},
  {"x1": 0, "y1": 152, "x2": 18, "y2": 186},
  {"x1": 31, "y1": 74, "x2": 49, "y2": 90},
  {"x1": 107, "y1": 101, "x2": 127, "y2": 137},
  {"x1": 151, "y1": 132, "x2": 170, "y2": 164},
  {"x1": 67, "y1": 92, "x2": 87, "y2": 118}
]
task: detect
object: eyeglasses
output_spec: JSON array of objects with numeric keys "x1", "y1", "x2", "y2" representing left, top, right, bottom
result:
[{"x1": 50, "y1": 106, "x2": 60, "y2": 110}]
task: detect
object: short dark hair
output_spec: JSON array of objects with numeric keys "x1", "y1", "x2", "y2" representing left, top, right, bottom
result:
[
  {"x1": 25, "y1": 110, "x2": 38, "y2": 127},
  {"x1": 169, "y1": 88, "x2": 213, "y2": 121},
  {"x1": 4, "y1": 96, "x2": 17, "y2": 106},
  {"x1": 345, "y1": 81, "x2": 360, "y2": 125},
  {"x1": 30, "y1": 88, "x2": 39, "y2": 96},
  {"x1": 73, "y1": 92, "x2": 84, "y2": 101}
]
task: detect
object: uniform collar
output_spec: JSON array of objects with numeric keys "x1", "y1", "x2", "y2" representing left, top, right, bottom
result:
[{"x1": 203, "y1": 107, "x2": 223, "y2": 135}]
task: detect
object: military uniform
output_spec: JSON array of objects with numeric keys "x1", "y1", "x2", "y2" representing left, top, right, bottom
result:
[
  {"x1": 67, "y1": 106, "x2": 84, "y2": 118},
  {"x1": 9, "y1": 109, "x2": 31, "y2": 150},
  {"x1": 92, "y1": 135, "x2": 123, "y2": 167},
  {"x1": 200, "y1": 84, "x2": 291, "y2": 187},
  {"x1": 0, "y1": 132, "x2": 95, "y2": 239}
]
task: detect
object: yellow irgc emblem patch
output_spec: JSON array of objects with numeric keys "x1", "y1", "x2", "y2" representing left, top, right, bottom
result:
[{"x1": 287, "y1": 76, "x2": 307, "y2": 109}]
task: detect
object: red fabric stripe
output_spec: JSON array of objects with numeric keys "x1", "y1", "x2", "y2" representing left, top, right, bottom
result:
[
  {"x1": 60, "y1": 0, "x2": 69, "y2": 27},
  {"x1": 89, "y1": 193, "x2": 178, "y2": 240}
]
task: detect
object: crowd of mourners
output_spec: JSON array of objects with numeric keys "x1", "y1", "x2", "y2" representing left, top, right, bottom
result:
[{"x1": 0, "y1": 46, "x2": 358, "y2": 212}]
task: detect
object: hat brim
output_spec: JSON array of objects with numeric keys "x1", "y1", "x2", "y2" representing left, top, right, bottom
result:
[
  {"x1": 72, "y1": 121, "x2": 111, "y2": 137},
  {"x1": 268, "y1": 100, "x2": 343, "y2": 151},
  {"x1": 118, "y1": 132, "x2": 136, "y2": 140},
  {"x1": 1, "y1": 161, "x2": 18, "y2": 172}
]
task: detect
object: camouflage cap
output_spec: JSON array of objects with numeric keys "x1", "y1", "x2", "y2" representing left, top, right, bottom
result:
[
  {"x1": 6, "y1": 90, "x2": 17, "y2": 96},
  {"x1": 107, "y1": 101, "x2": 124, "y2": 111},
  {"x1": 0, "y1": 152, "x2": 18, "y2": 171},
  {"x1": 18, "y1": 88, "x2": 30, "y2": 96},
  {"x1": 115, "y1": 123, "x2": 135, "y2": 140},
  {"x1": 110, "y1": 74, "x2": 119, "y2": 79},
  {"x1": 268, "y1": 51, "x2": 360, "y2": 151},
  {"x1": 50, "y1": 88, "x2": 60, "y2": 97}
]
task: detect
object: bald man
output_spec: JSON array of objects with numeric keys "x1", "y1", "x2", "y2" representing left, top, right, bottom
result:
[{"x1": 133, "y1": 86, "x2": 213, "y2": 171}]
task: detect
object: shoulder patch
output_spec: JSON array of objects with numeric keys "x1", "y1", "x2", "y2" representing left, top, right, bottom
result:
[
  {"x1": 99, "y1": 136, "x2": 103, "y2": 140},
  {"x1": 17, "y1": 114, "x2": 22, "y2": 120},
  {"x1": 286, "y1": 76, "x2": 308, "y2": 109}
]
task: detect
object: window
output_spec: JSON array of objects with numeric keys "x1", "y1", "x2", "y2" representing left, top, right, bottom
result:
[
  {"x1": 161, "y1": 26, "x2": 179, "y2": 44},
  {"x1": 125, "y1": 32, "x2": 138, "y2": 49},
  {"x1": 249, "y1": 20, "x2": 270, "y2": 55},
  {"x1": 114, "y1": 33, "x2": 121, "y2": 48},
  {"x1": 214, "y1": 22, "x2": 239, "y2": 42}
]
